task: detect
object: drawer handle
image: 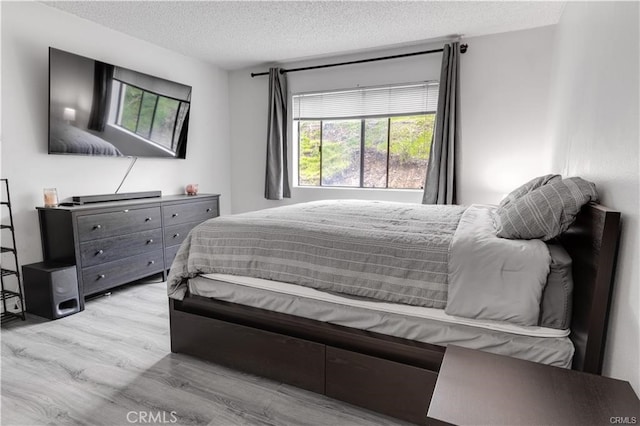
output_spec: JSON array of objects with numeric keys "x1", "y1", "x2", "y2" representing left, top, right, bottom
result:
[
  {"x1": 172, "y1": 213, "x2": 179, "y2": 218},
  {"x1": 147, "y1": 239, "x2": 154, "y2": 244},
  {"x1": 123, "y1": 209, "x2": 129, "y2": 213},
  {"x1": 173, "y1": 233, "x2": 180, "y2": 238},
  {"x1": 93, "y1": 224, "x2": 102, "y2": 230},
  {"x1": 145, "y1": 217, "x2": 152, "y2": 222},
  {"x1": 206, "y1": 208, "x2": 212, "y2": 212},
  {"x1": 98, "y1": 274, "x2": 106, "y2": 279},
  {"x1": 95, "y1": 249, "x2": 104, "y2": 256},
  {"x1": 148, "y1": 260, "x2": 155, "y2": 265}
]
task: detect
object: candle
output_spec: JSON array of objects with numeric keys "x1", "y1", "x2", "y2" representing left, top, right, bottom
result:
[{"x1": 43, "y1": 188, "x2": 58, "y2": 207}]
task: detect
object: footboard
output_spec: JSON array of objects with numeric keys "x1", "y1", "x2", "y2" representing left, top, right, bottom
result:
[{"x1": 170, "y1": 296, "x2": 444, "y2": 424}]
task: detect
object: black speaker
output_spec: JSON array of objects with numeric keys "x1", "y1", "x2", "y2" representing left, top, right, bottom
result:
[{"x1": 22, "y1": 262, "x2": 79, "y2": 320}]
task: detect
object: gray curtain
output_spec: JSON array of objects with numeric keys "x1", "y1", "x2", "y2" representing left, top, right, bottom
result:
[
  {"x1": 265, "y1": 68, "x2": 291, "y2": 200},
  {"x1": 87, "y1": 61, "x2": 114, "y2": 132},
  {"x1": 175, "y1": 108, "x2": 189, "y2": 159},
  {"x1": 422, "y1": 42, "x2": 460, "y2": 204}
]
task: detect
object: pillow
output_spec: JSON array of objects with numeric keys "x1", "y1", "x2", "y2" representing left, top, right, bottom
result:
[
  {"x1": 500, "y1": 174, "x2": 562, "y2": 208},
  {"x1": 496, "y1": 177, "x2": 598, "y2": 241}
]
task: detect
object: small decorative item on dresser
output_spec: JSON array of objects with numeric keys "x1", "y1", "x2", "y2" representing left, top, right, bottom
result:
[
  {"x1": 185, "y1": 184, "x2": 199, "y2": 196},
  {"x1": 43, "y1": 188, "x2": 58, "y2": 207}
]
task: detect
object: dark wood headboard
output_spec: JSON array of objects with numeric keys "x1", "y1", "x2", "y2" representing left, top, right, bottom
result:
[{"x1": 561, "y1": 203, "x2": 621, "y2": 374}]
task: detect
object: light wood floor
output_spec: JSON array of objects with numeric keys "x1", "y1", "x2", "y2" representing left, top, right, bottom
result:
[{"x1": 1, "y1": 278, "x2": 410, "y2": 426}]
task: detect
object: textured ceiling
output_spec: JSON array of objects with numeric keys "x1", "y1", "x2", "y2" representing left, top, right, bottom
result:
[{"x1": 44, "y1": 1, "x2": 565, "y2": 70}]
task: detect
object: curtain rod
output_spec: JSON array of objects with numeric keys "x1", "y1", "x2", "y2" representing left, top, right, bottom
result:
[{"x1": 250, "y1": 44, "x2": 468, "y2": 78}]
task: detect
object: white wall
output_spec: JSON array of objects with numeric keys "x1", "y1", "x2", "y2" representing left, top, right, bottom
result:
[
  {"x1": 229, "y1": 26, "x2": 556, "y2": 214},
  {"x1": 1, "y1": 2, "x2": 231, "y2": 272},
  {"x1": 459, "y1": 26, "x2": 555, "y2": 203},
  {"x1": 548, "y1": 1, "x2": 639, "y2": 392}
]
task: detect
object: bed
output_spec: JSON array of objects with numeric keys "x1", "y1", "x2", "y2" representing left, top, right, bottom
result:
[
  {"x1": 49, "y1": 119, "x2": 123, "y2": 156},
  {"x1": 166, "y1": 178, "x2": 620, "y2": 424}
]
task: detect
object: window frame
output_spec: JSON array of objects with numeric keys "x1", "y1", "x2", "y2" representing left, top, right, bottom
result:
[
  {"x1": 114, "y1": 81, "x2": 187, "y2": 151},
  {"x1": 295, "y1": 113, "x2": 436, "y2": 190}
]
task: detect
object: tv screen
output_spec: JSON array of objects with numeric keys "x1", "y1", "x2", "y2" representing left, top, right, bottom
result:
[{"x1": 48, "y1": 47, "x2": 191, "y2": 159}]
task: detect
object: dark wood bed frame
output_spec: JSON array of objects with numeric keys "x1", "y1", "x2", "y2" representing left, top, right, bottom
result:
[{"x1": 169, "y1": 203, "x2": 621, "y2": 424}]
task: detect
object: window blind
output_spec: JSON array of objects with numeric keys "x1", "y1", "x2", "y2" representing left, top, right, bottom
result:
[
  {"x1": 113, "y1": 67, "x2": 192, "y2": 102},
  {"x1": 293, "y1": 82, "x2": 439, "y2": 120}
]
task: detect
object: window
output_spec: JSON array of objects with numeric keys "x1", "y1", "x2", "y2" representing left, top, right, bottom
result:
[
  {"x1": 111, "y1": 67, "x2": 191, "y2": 153},
  {"x1": 293, "y1": 82, "x2": 438, "y2": 189},
  {"x1": 115, "y1": 83, "x2": 189, "y2": 151}
]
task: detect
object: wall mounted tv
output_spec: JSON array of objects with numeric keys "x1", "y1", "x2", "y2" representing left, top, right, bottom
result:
[{"x1": 49, "y1": 47, "x2": 191, "y2": 159}]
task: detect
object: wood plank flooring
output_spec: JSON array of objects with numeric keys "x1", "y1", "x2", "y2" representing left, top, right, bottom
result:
[{"x1": 1, "y1": 278, "x2": 410, "y2": 426}]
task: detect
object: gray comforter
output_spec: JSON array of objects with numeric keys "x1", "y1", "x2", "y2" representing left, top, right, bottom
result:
[
  {"x1": 167, "y1": 200, "x2": 466, "y2": 308},
  {"x1": 50, "y1": 119, "x2": 123, "y2": 156}
]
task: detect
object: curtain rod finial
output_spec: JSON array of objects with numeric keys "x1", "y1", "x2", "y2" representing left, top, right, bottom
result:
[{"x1": 460, "y1": 44, "x2": 468, "y2": 54}]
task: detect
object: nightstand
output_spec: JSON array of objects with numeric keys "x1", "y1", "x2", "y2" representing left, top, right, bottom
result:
[{"x1": 427, "y1": 345, "x2": 639, "y2": 425}]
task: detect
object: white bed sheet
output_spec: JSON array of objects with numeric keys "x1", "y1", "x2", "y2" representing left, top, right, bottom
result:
[{"x1": 200, "y1": 273, "x2": 567, "y2": 338}]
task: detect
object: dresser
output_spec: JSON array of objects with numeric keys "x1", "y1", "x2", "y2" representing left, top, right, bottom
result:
[{"x1": 37, "y1": 194, "x2": 219, "y2": 309}]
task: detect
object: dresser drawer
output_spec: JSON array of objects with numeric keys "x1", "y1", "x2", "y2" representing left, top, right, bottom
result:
[
  {"x1": 163, "y1": 200, "x2": 218, "y2": 226},
  {"x1": 77, "y1": 207, "x2": 161, "y2": 242},
  {"x1": 80, "y1": 228, "x2": 163, "y2": 267},
  {"x1": 82, "y1": 250, "x2": 164, "y2": 296}
]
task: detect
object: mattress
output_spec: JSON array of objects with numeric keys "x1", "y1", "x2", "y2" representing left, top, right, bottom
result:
[
  {"x1": 168, "y1": 201, "x2": 555, "y2": 328},
  {"x1": 188, "y1": 273, "x2": 575, "y2": 368}
]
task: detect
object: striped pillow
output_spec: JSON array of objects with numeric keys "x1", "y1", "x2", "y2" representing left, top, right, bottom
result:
[
  {"x1": 500, "y1": 174, "x2": 561, "y2": 208},
  {"x1": 496, "y1": 177, "x2": 598, "y2": 241}
]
